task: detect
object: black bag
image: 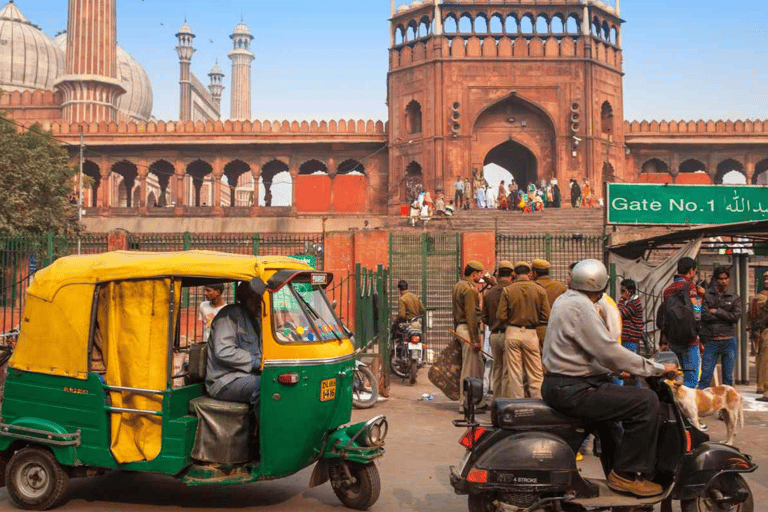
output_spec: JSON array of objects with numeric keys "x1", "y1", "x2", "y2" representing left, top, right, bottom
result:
[{"x1": 656, "y1": 285, "x2": 697, "y2": 345}]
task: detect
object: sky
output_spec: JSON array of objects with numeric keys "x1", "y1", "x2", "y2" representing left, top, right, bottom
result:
[{"x1": 15, "y1": 0, "x2": 768, "y2": 123}]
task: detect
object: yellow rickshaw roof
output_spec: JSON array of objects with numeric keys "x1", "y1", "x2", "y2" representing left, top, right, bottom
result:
[{"x1": 28, "y1": 251, "x2": 313, "y2": 302}]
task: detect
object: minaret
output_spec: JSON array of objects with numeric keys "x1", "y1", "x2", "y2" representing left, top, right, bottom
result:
[
  {"x1": 228, "y1": 19, "x2": 254, "y2": 120},
  {"x1": 208, "y1": 61, "x2": 225, "y2": 117},
  {"x1": 176, "y1": 20, "x2": 195, "y2": 122},
  {"x1": 55, "y1": 0, "x2": 125, "y2": 123}
]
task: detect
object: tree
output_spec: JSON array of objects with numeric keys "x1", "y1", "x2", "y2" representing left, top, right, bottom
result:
[{"x1": 0, "y1": 112, "x2": 77, "y2": 234}]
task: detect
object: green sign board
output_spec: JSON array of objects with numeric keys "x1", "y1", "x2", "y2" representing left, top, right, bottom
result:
[{"x1": 606, "y1": 184, "x2": 768, "y2": 225}]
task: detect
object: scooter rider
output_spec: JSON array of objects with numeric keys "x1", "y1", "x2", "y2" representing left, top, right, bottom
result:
[{"x1": 541, "y1": 259, "x2": 677, "y2": 498}]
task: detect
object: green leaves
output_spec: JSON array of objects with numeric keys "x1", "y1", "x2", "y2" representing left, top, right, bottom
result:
[{"x1": 0, "y1": 114, "x2": 77, "y2": 235}]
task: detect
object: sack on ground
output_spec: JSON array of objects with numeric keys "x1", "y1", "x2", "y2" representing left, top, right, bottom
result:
[
  {"x1": 656, "y1": 286, "x2": 697, "y2": 345},
  {"x1": 428, "y1": 339, "x2": 462, "y2": 401}
]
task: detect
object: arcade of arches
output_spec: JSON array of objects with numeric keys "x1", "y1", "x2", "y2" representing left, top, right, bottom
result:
[
  {"x1": 633, "y1": 154, "x2": 768, "y2": 185},
  {"x1": 77, "y1": 153, "x2": 380, "y2": 214}
]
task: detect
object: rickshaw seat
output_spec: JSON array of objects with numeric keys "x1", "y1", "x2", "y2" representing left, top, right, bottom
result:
[
  {"x1": 186, "y1": 342, "x2": 208, "y2": 384},
  {"x1": 189, "y1": 396, "x2": 251, "y2": 463}
]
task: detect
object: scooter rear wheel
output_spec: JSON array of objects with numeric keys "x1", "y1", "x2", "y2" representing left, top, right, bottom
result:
[
  {"x1": 681, "y1": 474, "x2": 753, "y2": 512},
  {"x1": 468, "y1": 492, "x2": 495, "y2": 512},
  {"x1": 408, "y1": 361, "x2": 418, "y2": 385}
]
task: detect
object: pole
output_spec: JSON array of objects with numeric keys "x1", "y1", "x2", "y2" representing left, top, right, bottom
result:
[{"x1": 78, "y1": 127, "x2": 84, "y2": 255}]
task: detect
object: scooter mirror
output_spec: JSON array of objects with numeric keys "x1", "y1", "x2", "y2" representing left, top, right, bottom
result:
[{"x1": 463, "y1": 378, "x2": 484, "y2": 406}]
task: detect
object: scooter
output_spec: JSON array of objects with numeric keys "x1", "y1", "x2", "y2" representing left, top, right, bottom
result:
[
  {"x1": 390, "y1": 317, "x2": 425, "y2": 384},
  {"x1": 449, "y1": 352, "x2": 757, "y2": 512}
]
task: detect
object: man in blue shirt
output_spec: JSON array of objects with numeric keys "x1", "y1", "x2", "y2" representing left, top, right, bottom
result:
[{"x1": 206, "y1": 280, "x2": 264, "y2": 404}]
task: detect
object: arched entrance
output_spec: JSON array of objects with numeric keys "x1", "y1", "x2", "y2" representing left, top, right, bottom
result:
[
  {"x1": 472, "y1": 93, "x2": 556, "y2": 185},
  {"x1": 484, "y1": 140, "x2": 537, "y2": 188}
]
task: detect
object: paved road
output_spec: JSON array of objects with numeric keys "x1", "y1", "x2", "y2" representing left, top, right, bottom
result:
[{"x1": 0, "y1": 372, "x2": 765, "y2": 511}]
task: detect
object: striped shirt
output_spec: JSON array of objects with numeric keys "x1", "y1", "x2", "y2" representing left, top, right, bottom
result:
[{"x1": 618, "y1": 295, "x2": 643, "y2": 345}]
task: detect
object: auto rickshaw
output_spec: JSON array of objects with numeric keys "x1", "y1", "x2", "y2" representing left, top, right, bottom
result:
[{"x1": 0, "y1": 251, "x2": 386, "y2": 510}]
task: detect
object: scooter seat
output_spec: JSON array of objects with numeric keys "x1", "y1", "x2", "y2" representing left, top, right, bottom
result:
[{"x1": 492, "y1": 399, "x2": 587, "y2": 429}]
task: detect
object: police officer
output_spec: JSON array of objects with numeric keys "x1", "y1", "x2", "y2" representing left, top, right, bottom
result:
[
  {"x1": 531, "y1": 258, "x2": 567, "y2": 344},
  {"x1": 453, "y1": 260, "x2": 486, "y2": 409},
  {"x1": 497, "y1": 261, "x2": 550, "y2": 399},
  {"x1": 395, "y1": 280, "x2": 425, "y2": 324},
  {"x1": 482, "y1": 261, "x2": 514, "y2": 397},
  {"x1": 754, "y1": 271, "x2": 768, "y2": 400}
]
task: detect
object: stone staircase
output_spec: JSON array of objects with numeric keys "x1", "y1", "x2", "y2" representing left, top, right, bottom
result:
[{"x1": 384, "y1": 206, "x2": 606, "y2": 235}]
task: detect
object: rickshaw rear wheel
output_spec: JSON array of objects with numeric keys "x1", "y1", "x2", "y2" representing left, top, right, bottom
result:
[
  {"x1": 330, "y1": 461, "x2": 380, "y2": 510},
  {"x1": 6, "y1": 447, "x2": 69, "y2": 510}
]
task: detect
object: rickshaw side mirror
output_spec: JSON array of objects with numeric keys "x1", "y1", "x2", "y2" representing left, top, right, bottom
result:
[{"x1": 250, "y1": 277, "x2": 266, "y2": 296}]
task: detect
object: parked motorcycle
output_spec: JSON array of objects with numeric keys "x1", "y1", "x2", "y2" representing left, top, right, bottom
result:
[
  {"x1": 352, "y1": 360, "x2": 379, "y2": 409},
  {"x1": 450, "y1": 352, "x2": 757, "y2": 512},
  {"x1": 390, "y1": 317, "x2": 425, "y2": 384}
]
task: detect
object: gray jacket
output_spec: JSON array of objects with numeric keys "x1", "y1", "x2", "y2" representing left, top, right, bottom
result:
[
  {"x1": 700, "y1": 289, "x2": 741, "y2": 339},
  {"x1": 542, "y1": 290, "x2": 665, "y2": 378},
  {"x1": 205, "y1": 304, "x2": 262, "y2": 397}
]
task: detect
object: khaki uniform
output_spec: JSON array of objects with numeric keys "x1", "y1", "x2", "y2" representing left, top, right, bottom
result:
[
  {"x1": 752, "y1": 291, "x2": 768, "y2": 394},
  {"x1": 397, "y1": 291, "x2": 425, "y2": 323},
  {"x1": 482, "y1": 280, "x2": 512, "y2": 397},
  {"x1": 534, "y1": 275, "x2": 567, "y2": 343},
  {"x1": 453, "y1": 277, "x2": 484, "y2": 406},
  {"x1": 497, "y1": 277, "x2": 550, "y2": 398}
]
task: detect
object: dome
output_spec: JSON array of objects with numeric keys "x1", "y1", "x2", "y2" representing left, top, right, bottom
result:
[
  {"x1": 232, "y1": 22, "x2": 251, "y2": 37},
  {"x1": 176, "y1": 21, "x2": 194, "y2": 37},
  {"x1": 209, "y1": 61, "x2": 223, "y2": 76},
  {"x1": 0, "y1": 1, "x2": 64, "y2": 92},
  {"x1": 54, "y1": 33, "x2": 153, "y2": 122}
]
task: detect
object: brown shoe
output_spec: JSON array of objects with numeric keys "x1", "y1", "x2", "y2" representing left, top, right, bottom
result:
[{"x1": 607, "y1": 471, "x2": 663, "y2": 497}]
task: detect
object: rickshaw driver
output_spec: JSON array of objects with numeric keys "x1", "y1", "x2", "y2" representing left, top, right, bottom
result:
[{"x1": 206, "y1": 280, "x2": 265, "y2": 404}]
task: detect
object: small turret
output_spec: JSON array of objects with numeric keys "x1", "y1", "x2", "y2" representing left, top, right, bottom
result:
[
  {"x1": 208, "y1": 60, "x2": 225, "y2": 113},
  {"x1": 176, "y1": 19, "x2": 196, "y2": 121},
  {"x1": 228, "y1": 18, "x2": 254, "y2": 120}
]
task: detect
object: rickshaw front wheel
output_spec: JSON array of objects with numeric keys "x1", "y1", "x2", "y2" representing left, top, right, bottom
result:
[
  {"x1": 330, "y1": 461, "x2": 380, "y2": 511},
  {"x1": 6, "y1": 447, "x2": 69, "y2": 510}
]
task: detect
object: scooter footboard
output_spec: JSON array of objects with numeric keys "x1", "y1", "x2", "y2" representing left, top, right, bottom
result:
[{"x1": 673, "y1": 442, "x2": 757, "y2": 501}]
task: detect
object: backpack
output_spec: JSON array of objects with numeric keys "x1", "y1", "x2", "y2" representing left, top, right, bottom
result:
[{"x1": 656, "y1": 285, "x2": 697, "y2": 345}]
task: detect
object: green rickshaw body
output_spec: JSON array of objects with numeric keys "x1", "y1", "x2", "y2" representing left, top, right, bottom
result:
[{"x1": 0, "y1": 251, "x2": 385, "y2": 509}]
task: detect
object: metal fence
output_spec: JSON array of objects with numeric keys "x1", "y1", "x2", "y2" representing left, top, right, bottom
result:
[
  {"x1": 389, "y1": 233, "x2": 461, "y2": 356},
  {"x1": 496, "y1": 234, "x2": 606, "y2": 283},
  {"x1": 0, "y1": 233, "x2": 109, "y2": 331}
]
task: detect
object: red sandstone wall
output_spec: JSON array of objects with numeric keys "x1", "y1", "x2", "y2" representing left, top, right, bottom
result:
[
  {"x1": 461, "y1": 233, "x2": 496, "y2": 273},
  {"x1": 334, "y1": 175, "x2": 368, "y2": 213},
  {"x1": 295, "y1": 175, "x2": 332, "y2": 213}
]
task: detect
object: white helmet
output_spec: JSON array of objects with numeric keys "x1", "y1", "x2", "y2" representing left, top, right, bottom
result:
[{"x1": 571, "y1": 259, "x2": 609, "y2": 292}]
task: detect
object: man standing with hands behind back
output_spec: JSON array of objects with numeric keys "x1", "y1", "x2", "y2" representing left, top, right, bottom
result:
[
  {"x1": 453, "y1": 261, "x2": 486, "y2": 410},
  {"x1": 497, "y1": 261, "x2": 550, "y2": 399}
]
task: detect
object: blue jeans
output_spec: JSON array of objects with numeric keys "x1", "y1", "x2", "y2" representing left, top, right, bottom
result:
[
  {"x1": 698, "y1": 337, "x2": 736, "y2": 389},
  {"x1": 671, "y1": 344, "x2": 701, "y2": 388},
  {"x1": 612, "y1": 342, "x2": 642, "y2": 387}
]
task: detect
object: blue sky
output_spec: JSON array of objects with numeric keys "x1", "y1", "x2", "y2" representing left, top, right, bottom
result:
[{"x1": 17, "y1": 0, "x2": 768, "y2": 122}]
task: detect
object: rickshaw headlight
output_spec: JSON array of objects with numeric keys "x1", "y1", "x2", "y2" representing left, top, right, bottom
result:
[{"x1": 363, "y1": 416, "x2": 388, "y2": 447}]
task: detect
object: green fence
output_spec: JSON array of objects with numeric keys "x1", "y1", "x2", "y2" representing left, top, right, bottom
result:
[
  {"x1": 389, "y1": 233, "x2": 461, "y2": 355},
  {"x1": 0, "y1": 233, "x2": 109, "y2": 330},
  {"x1": 496, "y1": 234, "x2": 606, "y2": 283}
]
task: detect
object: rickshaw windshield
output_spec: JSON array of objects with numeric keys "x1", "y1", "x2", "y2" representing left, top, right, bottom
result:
[{"x1": 272, "y1": 279, "x2": 345, "y2": 343}]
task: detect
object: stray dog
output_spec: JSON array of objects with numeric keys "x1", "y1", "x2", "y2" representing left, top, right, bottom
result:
[{"x1": 665, "y1": 380, "x2": 744, "y2": 445}]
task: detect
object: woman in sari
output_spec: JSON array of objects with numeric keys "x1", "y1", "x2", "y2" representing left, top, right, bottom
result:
[{"x1": 497, "y1": 181, "x2": 509, "y2": 210}]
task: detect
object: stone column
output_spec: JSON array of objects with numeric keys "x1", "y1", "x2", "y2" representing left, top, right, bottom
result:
[
  {"x1": 174, "y1": 161, "x2": 187, "y2": 214},
  {"x1": 745, "y1": 155, "x2": 756, "y2": 184},
  {"x1": 212, "y1": 157, "x2": 225, "y2": 215},
  {"x1": 249, "y1": 161, "x2": 261, "y2": 216},
  {"x1": 138, "y1": 169, "x2": 148, "y2": 212}
]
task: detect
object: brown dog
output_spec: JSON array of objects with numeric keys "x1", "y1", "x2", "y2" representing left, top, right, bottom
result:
[{"x1": 665, "y1": 380, "x2": 744, "y2": 445}]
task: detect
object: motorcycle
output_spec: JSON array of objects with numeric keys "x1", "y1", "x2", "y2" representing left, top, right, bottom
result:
[
  {"x1": 352, "y1": 359, "x2": 379, "y2": 409},
  {"x1": 450, "y1": 352, "x2": 757, "y2": 512},
  {"x1": 390, "y1": 317, "x2": 425, "y2": 384}
]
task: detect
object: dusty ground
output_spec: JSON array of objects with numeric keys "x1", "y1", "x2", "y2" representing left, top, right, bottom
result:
[{"x1": 0, "y1": 370, "x2": 764, "y2": 511}]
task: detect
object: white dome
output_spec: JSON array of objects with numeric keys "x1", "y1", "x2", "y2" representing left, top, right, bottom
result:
[
  {"x1": 0, "y1": 1, "x2": 63, "y2": 92},
  {"x1": 232, "y1": 22, "x2": 251, "y2": 36},
  {"x1": 54, "y1": 33, "x2": 153, "y2": 122}
]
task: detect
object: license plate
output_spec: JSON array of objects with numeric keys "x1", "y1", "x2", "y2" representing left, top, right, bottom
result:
[
  {"x1": 320, "y1": 378, "x2": 336, "y2": 402},
  {"x1": 408, "y1": 342, "x2": 422, "y2": 350}
]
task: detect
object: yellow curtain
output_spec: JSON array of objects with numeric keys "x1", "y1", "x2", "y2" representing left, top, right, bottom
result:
[{"x1": 98, "y1": 279, "x2": 180, "y2": 464}]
